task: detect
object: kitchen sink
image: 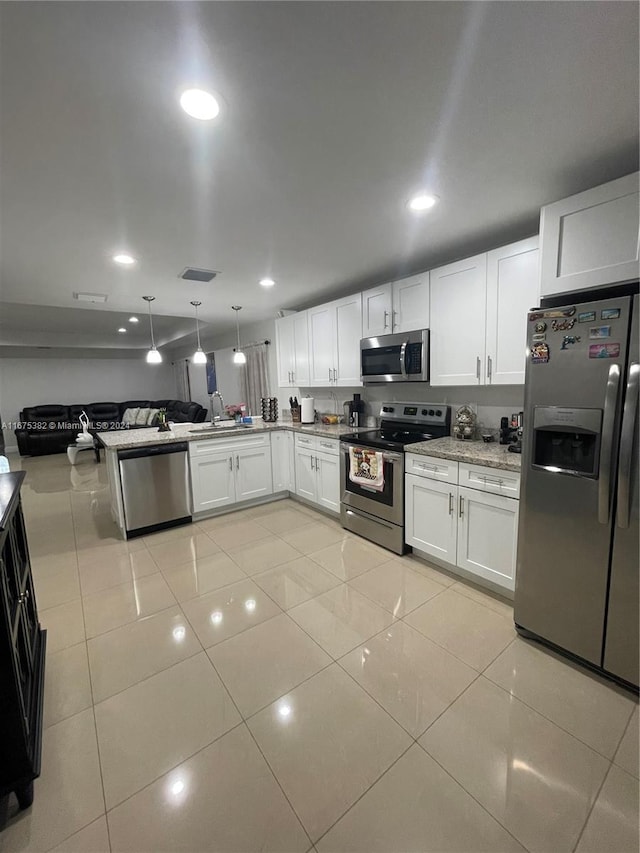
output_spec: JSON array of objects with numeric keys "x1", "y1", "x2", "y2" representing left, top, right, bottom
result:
[{"x1": 188, "y1": 422, "x2": 253, "y2": 435}]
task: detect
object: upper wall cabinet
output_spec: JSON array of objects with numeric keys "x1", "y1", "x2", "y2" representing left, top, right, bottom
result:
[
  {"x1": 276, "y1": 311, "x2": 310, "y2": 388},
  {"x1": 540, "y1": 172, "x2": 640, "y2": 297},
  {"x1": 362, "y1": 274, "x2": 430, "y2": 337},
  {"x1": 308, "y1": 293, "x2": 362, "y2": 387}
]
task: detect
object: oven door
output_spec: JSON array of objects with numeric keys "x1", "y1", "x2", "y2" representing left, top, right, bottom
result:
[
  {"x1": 340, "y1": 443, "x2": 404, "y2": 526},
  {"x1": 360, "y1": 329, "x2": 429, "y2": 384}
]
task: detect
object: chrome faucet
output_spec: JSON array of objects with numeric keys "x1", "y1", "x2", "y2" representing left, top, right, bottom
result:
[{"x1": 210, "y1": 391, "x2": 225, "y2": 422}]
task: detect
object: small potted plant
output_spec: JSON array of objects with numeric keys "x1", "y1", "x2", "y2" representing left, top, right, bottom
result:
[{"x1": 224, "y1": 404, "x2": 246, "y2": 423}]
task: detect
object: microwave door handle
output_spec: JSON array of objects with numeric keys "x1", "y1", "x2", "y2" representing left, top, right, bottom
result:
[
  {"x1": 400, "y1": 341, "x2": 408, "y2": 379},
  {"x1": 598, "y1": 364, "x2": 621, "y2": 524},
  {"x1": 616, "y1": 362, "x2": 639, "y2": 528}
]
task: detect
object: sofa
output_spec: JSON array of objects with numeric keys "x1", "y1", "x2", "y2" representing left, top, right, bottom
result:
[{"x1": 14, "y1": 399, "x2": 207, "y2": 456}]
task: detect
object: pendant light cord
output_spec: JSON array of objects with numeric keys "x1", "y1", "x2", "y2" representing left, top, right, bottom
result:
[{"x1": 143, "y1": 296, "x2": 157, "y2": 349}]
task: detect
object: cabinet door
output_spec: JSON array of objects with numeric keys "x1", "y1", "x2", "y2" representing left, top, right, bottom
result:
[
  {"x1": 392, "y1": 274, "x2": 430, "y2": 333},
  {"x1": 540, "y1": 172, "x2": 640, "y2": 296},
  {"x1": 275, "y1": 316, "x2": 295, "y2": 387},
  {"x1": 191, "y1": 452, "x2": 236, "y2": 512},
  {"x1": 308, "y1": 304, "x2": 336, "y2": 386},
  {"x1": 295, "y1": 448, "x2": 316, "y2": 502},
  {"x1": 235, "y1": 446, "x2": 273, "y2": 502},
  {"x1": 430, "y1": 254, "x2": 487, "y2": 386},
  {"x1": 486, "y1": 238, "x2": 539, "y2": 385},
  {"x1": 286, "y1": 431, "x2": 296, "y2": 491},
  {"x1": 270, "y1": 431, "x2": 290, "y2": 493},
  {"x1": 293, "y1": 311, "x2": 310, "y2": 386},
  {"x1": 315, "y1": 450, "x2": 340, "y2": 514},
  {"x1": 456, "y1": 486, "x2": 519, "y2": 592},
  {"x1": 334, "y1": 294, "x2": 362, "y2": 386},
  {"x1": 362, "y1": 283, "x2": 393, "y2": 337},
  {"x1": 405, "y1": 474, "x2": 457, "y2": 562}
]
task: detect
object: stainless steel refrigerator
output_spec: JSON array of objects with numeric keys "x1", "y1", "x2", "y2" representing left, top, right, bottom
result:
[{"x1": 515, "y1": 291, "x2": 639, "y2": 689}]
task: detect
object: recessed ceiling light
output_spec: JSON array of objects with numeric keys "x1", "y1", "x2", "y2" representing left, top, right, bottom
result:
[
  {"x1": 128, "y1": 316, "x2": 139, "y2": 323},
  {"x1": 259, "y1": 278, "x2": 275, "y2": 288},
  {"x1": 118, "y1": 327, "x2": 127, "y2": 333},
  {"x1": 407, "y1": 193, "x2": 439, "y2": 212},
  {"x1": 179, "y1": 89, "x2": 220, "y2": 121},
  {"x1": 113, "y1": 253, "x2": 136, "y2": 265}
]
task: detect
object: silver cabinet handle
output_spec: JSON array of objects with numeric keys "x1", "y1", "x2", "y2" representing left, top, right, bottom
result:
[
  {"x1": 480, "y1": 475, "x2": 504, "y2": 486},
  {"x1": 449, "y1": 493, "x2": 454, "y2": 515},
  {"x1": 393, "y1": 310, "x2": 398, "y2": 331},
  {"x1": 476, "y1": 357, "x2": 481, "y2": 381},
  {"x1": 229, "y1": 456, "x2": 233, "y2": 471},
  {"x1": 487, "y1": 355, "x2": 492, "y2": 382},
  {"x1": 599, "y1": 364, "x2": 621, "y2": 524},
  {"x1": 383, "y1": 310, "x2": 389, "y2": 329},
  {"x1": 236, "y1": 454, "x2": 240, "y2": 470},
  {"x1": 291, "y1": 371, "x2": 295, "y2": 383},
  {"x1": 616, "y1": 362, "x2": 639, "y2": 528},
  {"x1": 333, "y1": 368, "x2": 337, "y2": 381},
  {"x1": 459, "y1": 495, "x2": 464, "y2": 518},
  {"x1": 329, "y1": 368, "x2": 332, "y2": 383}
]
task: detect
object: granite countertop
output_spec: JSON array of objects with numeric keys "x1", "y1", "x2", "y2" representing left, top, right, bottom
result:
[
  {"x1": 405, "y1": 436, "x2": 522, "y2": 472},
  {"x1": 97, "y1": 420, "x2": 366, "y2": 451}
]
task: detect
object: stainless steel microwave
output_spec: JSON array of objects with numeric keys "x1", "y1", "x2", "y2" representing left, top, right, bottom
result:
[{"x1": 360, "y1": 329, "x2": 430, "y2": 384}]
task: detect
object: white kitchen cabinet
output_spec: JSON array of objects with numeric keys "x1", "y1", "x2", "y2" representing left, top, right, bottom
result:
[
  {"x1": 276, "y1": 311, "x2": 310, "y2": 388},
  {"x1": 361, "y1": 275, "x2": 429, "y2": 337},
  {"x1": 235, "y1": 444, "x2": 273, "y2": 502},
  {"x1": 540, "y1": 172, "x2": 640, "y2": 297},
  {"x1": 294, "y1": 447, "x2": 316, "y2": 502},
  {"x1": 485, "y1": 237, "x2": 540, "y2": 385},
  {"x1": 308, "y1": 294, "x2": 362, "y2": 387},
  {"x1": 405, "y1": 474, "x2": 458, "y2": 563},
  {"x1": 456, "y1": 486, "x2": 519, "y2": 591},
  {"x1": 294, "y1": 434, "x2": 340, "y2": 513},
  {"x1": 190, "y1": 434, "x2": 273, "y2": 514},
  {"x1": 191, "y1": 450, "x2": 237, "y2": 512},
  {"x1": 315, "y1": 450, "x2": 341, "y2": 512},
  {"x1": 271, "y1": 429, "x2": 294, "y2": 493},
  {"x1": 430, "y1": 254, "x2": 487, "y2": 386}
]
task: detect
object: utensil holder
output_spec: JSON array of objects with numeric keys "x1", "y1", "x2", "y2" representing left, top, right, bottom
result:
[{"x1": 291, "y1": 407, "x2": 301, "y2": 423}]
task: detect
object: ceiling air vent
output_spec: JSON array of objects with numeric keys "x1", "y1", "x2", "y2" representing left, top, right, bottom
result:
[
  {"x1": 179, "y1": 267, "x2": 218, "y2": 283},
  {"x1": 73, "y1": 292, "x2": 108, "y2": 303}
]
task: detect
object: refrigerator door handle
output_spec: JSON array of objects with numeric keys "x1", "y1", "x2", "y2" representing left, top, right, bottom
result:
[
  {"x1": 598, "y1": 364, "x2": 621, "y2": 524},
  {"x1": 616, "y1": 362, "x2": 639, "y2": 529}
]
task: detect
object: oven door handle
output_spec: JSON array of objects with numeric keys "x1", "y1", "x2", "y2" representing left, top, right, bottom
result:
[
  {"x1": 400, "y1": 340, "x2": 408, "y2": 379},
  {"x1": 340, "y1": 443, "x2": 403, "y2": 464}
]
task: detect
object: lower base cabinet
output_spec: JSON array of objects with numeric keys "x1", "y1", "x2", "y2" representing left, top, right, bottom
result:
[
  {"x1": 294, "y1": 435, "x2": 340, "y2": 513},
  {"x1": 271, "y1": 430, "x2": 295, "y2": 492},
  {"x1": 190, "y1": 434, "x2": 273, "y2": 514}
]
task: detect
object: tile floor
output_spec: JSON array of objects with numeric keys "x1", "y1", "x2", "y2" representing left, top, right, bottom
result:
[{"x1": 2, "y1": 452, "x2": 638, "y2": 853}]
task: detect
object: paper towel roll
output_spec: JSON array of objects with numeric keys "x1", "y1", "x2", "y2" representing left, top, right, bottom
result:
[{"x1": 301, "y1": 397, "x2": 315, "y2": 423}]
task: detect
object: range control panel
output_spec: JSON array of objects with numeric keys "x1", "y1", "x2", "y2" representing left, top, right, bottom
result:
[{"x1": 379, "y1": 402, "x2": 450, "y2": 426}]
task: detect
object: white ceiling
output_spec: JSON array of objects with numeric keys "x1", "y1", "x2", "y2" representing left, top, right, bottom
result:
[{"x1": 0, "y1": 1, "x2": 638, "y2": 354}]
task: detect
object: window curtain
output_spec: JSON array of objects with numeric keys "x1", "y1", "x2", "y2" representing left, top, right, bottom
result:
[
  {"x1": 241, "y1": 344, "x2": 270, "y2": 415},
  {"x1": 173, "y1": 360, "x2": 190, "y2": 401}
]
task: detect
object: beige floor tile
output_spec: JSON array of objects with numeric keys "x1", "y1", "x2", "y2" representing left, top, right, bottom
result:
[
  {"x1": 256, "y1": 506, "x2": 317, "y2": 535},
  {"x1": 33, "y1": 562, "x2": 81, "y2": 610},
  {"x1": 485, "y1": 638, "x2": 636, "y2": 758},
  {"x1": 349, "y1": 560, "x2": 445, "y2": 617},
  {"x1": 95, "y1": 653, "x2": 240, "y2": 809},
  {"x1": 78, "y1": 546, "x2": 159, "y2": 596},
  {"x1": 30, "y1": 533, "x2": 78, "y2": 561},
  {"x1": 420, "y1": 677, "x2": 609, "y2": 853},
  {"x1": 107, "y1": 725, "x2": 309, "y2": 853},
  {"x1": 44, "y1": 642, "x2": 93, "y2": 728},
  {"x1": 309, "y1": 538, "x2": 390, "y2": 581},
  {"x1": 82, "y1": 573, "x2": 176, "y2": 638},
  {"x1": 146, "y1": 532, "x2": 221, "y2": 570},
  {"x1": 88, "y1": 606, "x2": 201, "y2": 702},
  {"x1": 209, "y1": 613, "x2": 331, "y2": 717},
  {"x1": 575, "y1": 765, "x2": 640, "y2": 853},
  {"x1": 197, "y1": 507, "x2": 264, "y2": 531},
  {"x1": 394, "y1": 554, "x2": 457, "y2": 587},
  {"x1": 161, "y1": 551, "x2": 246, "y2": 602},
  {"x1": 39, "y1": 599, "x2": 86, "y2": 653},
  {"x1": 614, "y1": 704, "x2": 639, "y2": 778},
  {"x1": 281, "y1": 522, "x2": 348, "y2": 555},
  {"x1": 339, "y1": 622, "x2": 477, "y2": 737},
  {"x1": 76, "y1": 538, "x2": 147, "y2": 560},
  {"x1": 288, "y1": 585, "x2": 394, "y2": 659},
  {"x1": 182, "y1": 578, "x2": 281, "y2": 647},
  {"x1": 317, "y1": 744, "x2": 525, "y2": 853},
  {"x1": 226, "y1": 535, "x2": 302, "y2": 575},
  {"x1": 248, "y1": 664, "x2": 411, "y2": 842},
  {"x1": 31, "y1": 549, "x2": 78, "y2": 576},
  {"x1": 141, "y1": 522, "x2": 204, "y2": 547},
  {"x1": 450, "y1": 579, "x2": 514, "y2": 619},
  {"x1": 1, "y1": 709, "x2": 104, "y2": 852},
  {"x1": 405, "y1": 587, "x2": 516, "y2": 671},
  {"x1": 207, "y1": 518, "x2": 273, "y2": 552},
  {"x1": 253, "y1": 557, "x2": 341, "y2": 609},
  {"x1": 49, "y1": 816, "x2": 110, "y2": 853}
]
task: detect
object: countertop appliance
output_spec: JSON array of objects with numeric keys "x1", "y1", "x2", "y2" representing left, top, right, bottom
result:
[
  {"x1": 118, "y1": 442, "x2": 191, "y2": 538},
  {"x1": 515, "y1": 289, "x2": 639, "y2": 689},
  {"x1": 360, "y1": 329, "x2": 429, "y2": 384},
  {"x1": 340, "y1": 401, "x2": 450, "y2": 554}
]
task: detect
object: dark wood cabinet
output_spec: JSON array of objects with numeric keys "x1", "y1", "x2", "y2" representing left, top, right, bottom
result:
[{"x1": 0, "y1": 472, "x2": 46, "y2": 830}]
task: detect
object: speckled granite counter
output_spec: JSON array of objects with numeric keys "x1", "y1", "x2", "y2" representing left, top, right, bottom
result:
[
  {"x1": 405, "y1": 436, "x2": 521, "y2": 472},
  {"x1": 96, "y1": 420, "x2": 365, "y2": 451}
]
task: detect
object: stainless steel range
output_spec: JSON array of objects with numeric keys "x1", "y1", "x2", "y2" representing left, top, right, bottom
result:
[{"x1": 340, "y1": 402, "x2": 451, "y2": 554}]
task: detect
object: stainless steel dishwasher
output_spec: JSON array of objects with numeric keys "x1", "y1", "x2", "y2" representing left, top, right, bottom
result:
[{"x1": 118, "y1": 442, "x2": 191, "y2": 537}]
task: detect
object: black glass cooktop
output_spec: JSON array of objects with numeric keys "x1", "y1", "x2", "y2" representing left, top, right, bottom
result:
[{"x1": 340, "y1": 427, "x2": 438, "y2": 452}]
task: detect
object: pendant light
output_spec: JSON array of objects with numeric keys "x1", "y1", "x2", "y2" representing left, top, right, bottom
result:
[
  {"x1": 232, "y1": 306, "x2": 246, "y2": 365},
  {"x1": 190, "y1": 300, "x2": 207, "y2": 364},
  {"x1": 142, "y1": 296, "x2": 162, "y2": 364}
]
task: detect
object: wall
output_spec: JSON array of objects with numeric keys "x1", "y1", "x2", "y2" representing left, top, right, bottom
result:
[{"x1": 0, "y1": 357, "x2": 177, "y2": 451}]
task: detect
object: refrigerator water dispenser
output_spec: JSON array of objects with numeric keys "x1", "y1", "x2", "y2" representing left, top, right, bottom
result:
[{"x1": 532, "y1": 407, "x2": 602, "y2": 478}]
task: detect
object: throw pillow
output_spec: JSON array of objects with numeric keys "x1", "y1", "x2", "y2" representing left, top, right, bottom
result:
[
  {"x1": 135, "y1": 407, "x2": 151, "y2": 425},
  {"x1": 122, "y1": 407, "x2": 139, "y2": 426},
  {"x1": 146, "y1": 407, "x2": 160, "y2": 426}
]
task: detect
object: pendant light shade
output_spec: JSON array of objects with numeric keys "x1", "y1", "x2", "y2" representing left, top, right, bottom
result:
[
  {"x1": 190, "y1": 300, "x2": 207, "y2": 364},
  {"x1": 232, "y1": 306, "x2": 246, "y2": 365},
  {"x1": 143, "y1": 296, "x2": 163, "y2": 364}
]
